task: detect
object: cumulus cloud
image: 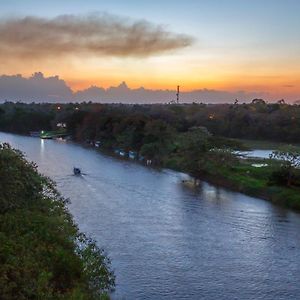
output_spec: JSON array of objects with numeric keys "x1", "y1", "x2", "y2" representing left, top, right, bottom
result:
[
  {"x1": 0, "y1": 73, "x2": 266, "y2": 103},
  {"x1": 0, "y1": 72, "x2": 72, "y2": 102},
  {"x1": 74, "y1": 84, "x2": 266, "y2": 104},
  {"x1": 0, "y1": 13, "x2": 194, "y2": 59}
]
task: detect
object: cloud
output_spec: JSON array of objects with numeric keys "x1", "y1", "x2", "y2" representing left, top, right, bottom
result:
[
  {"x1": 0, "y1": 73, "x2": 266, "y2": 103},
  {"x1": 0, "y1": 13, "x2": 194, "y2": 59},
  {"x1": 74, "y1": 85, "x2": 266, "y2": 104},
  {"x1": 0, "y1": 72, "x2": 72, "y2": 102}
]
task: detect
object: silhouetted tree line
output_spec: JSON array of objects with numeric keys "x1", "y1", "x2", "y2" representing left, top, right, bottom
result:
[{"x1": 0, "y1": 100, "x2": 299, "y2": 143}]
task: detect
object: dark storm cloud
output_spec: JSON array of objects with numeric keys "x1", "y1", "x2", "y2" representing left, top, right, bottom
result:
[{"x1": 0, "y1": 13, "x2": 194, "y2": 58}]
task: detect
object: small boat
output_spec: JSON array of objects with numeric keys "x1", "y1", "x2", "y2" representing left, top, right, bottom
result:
[{"x1": 73, "y1": 167, "x2": 81, "y2": 175}]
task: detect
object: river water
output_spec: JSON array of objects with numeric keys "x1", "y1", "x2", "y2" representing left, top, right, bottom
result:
[
  {"x1": 238, "y1": 150, "x2": 274, "y2": 159},
  {"x1": 1, "y1": 132, "x2": 300, "y2": 300}
]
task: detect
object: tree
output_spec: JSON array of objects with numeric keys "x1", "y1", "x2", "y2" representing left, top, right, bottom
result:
[
  {"x1": 269, "y1": 146, "x2": 300, "y2": 186},
  {"x1": 175, "y1": 128, "x2": 210, "y2": 177},
  {"x1": 251, "y1": 98, "x2": 266, "y2": 105}
]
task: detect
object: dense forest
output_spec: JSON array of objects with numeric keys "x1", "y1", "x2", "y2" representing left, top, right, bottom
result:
[
  {"x1": 0, "y1": 143, "x2": 115, "y2": 299},
  {"x1": 0, "y1": 100, "x2": 300, "y2": 143}
]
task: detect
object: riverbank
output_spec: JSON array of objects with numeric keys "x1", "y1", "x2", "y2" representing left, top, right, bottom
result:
[
  {"x1": 194, "y1": 163, "x2": 300, "y2": 210},
  {"x1": 0, "y1": 143, "x2": 115, "y2": 299},
  {"x1": 80, "y1": 138, "x2": 300, "y2": 211},
  {"x1": 231, "y1": 138, "x2": 300, "y2": 151}
]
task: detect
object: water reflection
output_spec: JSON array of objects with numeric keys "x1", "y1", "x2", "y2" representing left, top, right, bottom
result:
[
  {"x1": 1, "y1": 132, "x2": 300, "y2": 300},
  {"x1": 40, "y1": 138, "x2": 45, "y2": 157}
]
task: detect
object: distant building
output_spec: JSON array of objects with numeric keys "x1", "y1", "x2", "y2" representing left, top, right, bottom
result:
[
  {"x1": 95, "y1": 141, "x2": 102, "y2": 148},
  {"x1": 56, "y1": 122, "x2": 66, "y2": 128},
  {"x1": 129, "y1": 151, "x2": 137, "y2": 159}
]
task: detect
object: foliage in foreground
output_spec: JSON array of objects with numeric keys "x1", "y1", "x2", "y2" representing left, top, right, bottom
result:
[{"x1": 0, "y1": 143, "x2": 115, "y2": 299}]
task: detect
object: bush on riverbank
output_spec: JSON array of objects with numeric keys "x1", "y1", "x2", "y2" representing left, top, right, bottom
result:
[
  {"x1": 206, "y1": 161, "x2": 300, "y2": 210},
  {"x1": 0, "y1": 143, "x2": 115, "y2": 299}
]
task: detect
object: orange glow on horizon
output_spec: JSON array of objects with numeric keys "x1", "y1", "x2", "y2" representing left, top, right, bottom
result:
[
  {"x1": 66, "y1": 75, "x2": 300, "y2": 97},
  {"x1": 2, "y1": 56, "x2": 300, "y2": 100}
]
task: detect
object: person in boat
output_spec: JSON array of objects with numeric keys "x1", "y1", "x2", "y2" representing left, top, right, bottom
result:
[{"x1": 73, "y1": 167, "x2": 81, "y2": 175}]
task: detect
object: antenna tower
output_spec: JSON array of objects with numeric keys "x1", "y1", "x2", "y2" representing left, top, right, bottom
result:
[{"x1": 176, "y1": 85, "x2": 180, "y2": 103}]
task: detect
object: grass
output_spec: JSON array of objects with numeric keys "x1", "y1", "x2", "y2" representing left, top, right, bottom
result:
[
  {"x1": 231, "y1": 138, "x2": 300, "y2": 150},
  {"x1": 216, "y1": 162, "x2": 300, "y2": 210}
]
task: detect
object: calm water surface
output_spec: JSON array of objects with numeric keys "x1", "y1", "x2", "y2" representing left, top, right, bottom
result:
[
  {"x1": 240, "y1": 150, "x2": 274, "y2": 159},
  {"x1": 1, "y1": 132, "x2": 300, "y2": 300}
]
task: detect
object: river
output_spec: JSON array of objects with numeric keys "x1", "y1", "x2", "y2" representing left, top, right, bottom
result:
[{"x1": 1, "y1": 132, "x2": 300, "y2": 300}]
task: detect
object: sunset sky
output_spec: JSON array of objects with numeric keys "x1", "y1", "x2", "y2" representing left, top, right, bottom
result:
[{"x1": 1, "y1": 0, "x2": 300, "y2": 101}]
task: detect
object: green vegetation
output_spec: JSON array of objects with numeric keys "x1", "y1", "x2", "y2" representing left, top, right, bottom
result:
[
  {"x1": 1, "y1": 100, "x2": 300, "y2": 144},
  {"x1": 203, "y1": 160, "x2": 300, "y2": 210},
  {"x1": 0, "y1": 143, "x2": 115, "y2": 299},
  {"x1": 0, "y1": 103, "x2": 53, "y2": 134},
  {"x1": 0, "y1": 102, "x2": 300, "y2": 210},
  {"x1": 269, "y1": 146, "x2": 300, "y2": 187},
  {"x1": 230, "y1": 138, "x2": 300, "y2": 150}
]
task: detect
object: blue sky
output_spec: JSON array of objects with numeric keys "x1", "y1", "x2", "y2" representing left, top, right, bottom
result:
[
  {"x1": 1, "y1": 0, "x2": 300, "y2": 100},
  {"x1": 2, "y1": 0, "x2": 299, "y2": 35}
]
